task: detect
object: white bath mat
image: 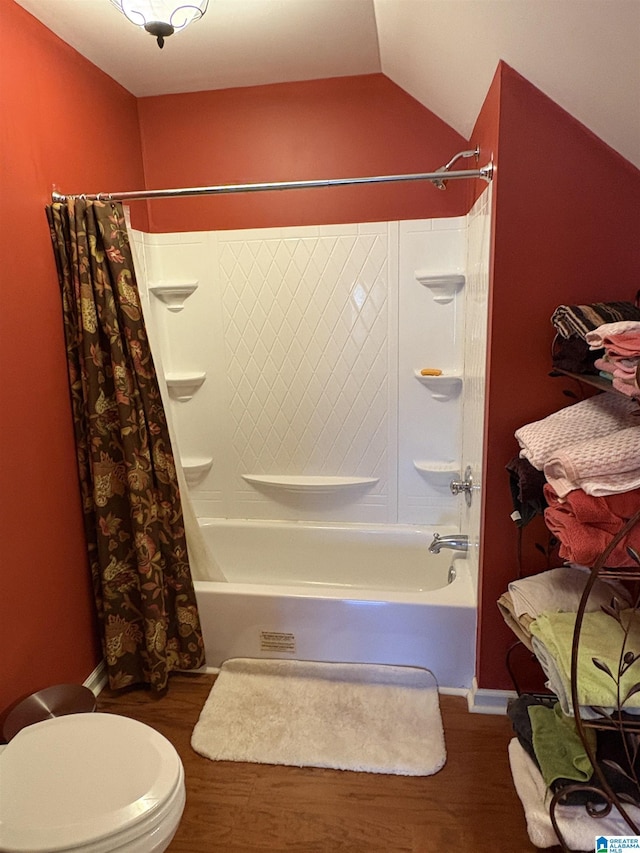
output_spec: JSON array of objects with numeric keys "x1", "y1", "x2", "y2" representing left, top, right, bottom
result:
[{"x1": 191, "y1": 658, "x2": 446, "y2": 776}]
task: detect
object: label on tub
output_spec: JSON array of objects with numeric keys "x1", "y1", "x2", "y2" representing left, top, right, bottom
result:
[{"x1": 260, "y1": 631, "x2": 296, "y2": 653}]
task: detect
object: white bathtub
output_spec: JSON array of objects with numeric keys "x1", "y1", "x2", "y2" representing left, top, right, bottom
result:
[{"x1": 194, "y1": 519, "x2": 477, "y2": 690}]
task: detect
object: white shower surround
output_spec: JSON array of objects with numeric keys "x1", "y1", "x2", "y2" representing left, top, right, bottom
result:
[
  {"x1": 134, "y1": 217, "x2": 478, "y2": 519},
  {"x1": 131, "y1": 188, "x2": 491, "y2": 589}
]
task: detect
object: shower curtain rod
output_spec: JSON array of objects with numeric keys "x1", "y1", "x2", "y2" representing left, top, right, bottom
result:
[{"x1": 51, "y1": 156, "x2": 493, "y2": 202}]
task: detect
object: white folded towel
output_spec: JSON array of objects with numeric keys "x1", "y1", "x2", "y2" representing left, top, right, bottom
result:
[
  {"x1": 508, "y1": 565, "x2": 630, "y2": 620},
  {"x1": 515, "y1": 392, "x2": 639, "y2": 471},
  {"x1": 543, "y1": 425, "x2": 640, "y2": 497},
  {"x1": 508, "y1": 738, "x2": 640, "y2": 848}
]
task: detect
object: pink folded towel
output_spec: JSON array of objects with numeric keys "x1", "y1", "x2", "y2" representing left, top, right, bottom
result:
[
  {"x1": 586, "y1": 320, "x2": 640, "y2": 349},
  {"x1": 612, "y1": 377, "x2": 640, "y2": 398},
  {"x1": 543, "y1": 425, "x2": 640, "y2": 497},
  {"x1": 606, "y1": 336, "x2": 640, "y2": 358},
  {"x1": 594, "y1": 357, "x2": 615, "y2": 375}
]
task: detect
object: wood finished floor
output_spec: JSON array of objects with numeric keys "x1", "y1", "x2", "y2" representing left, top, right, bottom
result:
[{"x1": 97, "y1": 672, "x2": 561, "y2": 852}]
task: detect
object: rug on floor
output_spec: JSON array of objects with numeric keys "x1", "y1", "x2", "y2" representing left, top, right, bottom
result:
[{"x1": 191, "y1": 658, "x2": 446, "y2": 776}]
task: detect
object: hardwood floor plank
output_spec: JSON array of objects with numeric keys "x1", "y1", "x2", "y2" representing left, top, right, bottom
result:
[{"x1": 96, "y1": 672, "x2": 562, "y2": 852}]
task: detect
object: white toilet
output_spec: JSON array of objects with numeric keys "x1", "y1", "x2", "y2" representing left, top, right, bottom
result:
[{"x1": 0, "y1": 712, "x2": 185, "y2": 853}]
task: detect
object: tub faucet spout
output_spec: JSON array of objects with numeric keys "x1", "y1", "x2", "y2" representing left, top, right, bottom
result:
[{"x1": 428, "y1": 533, "x2": 468, "y2": 554}]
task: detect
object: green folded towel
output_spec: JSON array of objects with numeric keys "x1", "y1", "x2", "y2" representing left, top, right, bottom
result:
[
  {"x1": 528, "y1": 701, "x2": 596, "y2": 787},
  {"x1": 530, "y1": 608, "x2": 640, "y2": 710}
]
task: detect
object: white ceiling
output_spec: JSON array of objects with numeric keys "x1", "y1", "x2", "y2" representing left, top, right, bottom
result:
[{"x1": 13, "y1": 0, "x2": 640, "y2": 169}]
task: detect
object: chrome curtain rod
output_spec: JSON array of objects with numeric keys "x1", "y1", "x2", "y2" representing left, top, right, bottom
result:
[{"x1": 51, "y1": 156, "x2": 493, "y2": 203}]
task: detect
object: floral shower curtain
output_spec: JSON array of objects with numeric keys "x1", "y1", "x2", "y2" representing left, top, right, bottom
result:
[{"x1": 46, "y1": 199, "x2": 205, "y2": 692}]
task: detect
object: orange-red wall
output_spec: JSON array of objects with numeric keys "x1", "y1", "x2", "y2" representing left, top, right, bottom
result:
[
  {"x1": 136, "y1": 74, "x2": 471, "y2": 232},
  {"x1": 0, "y1": 0, "x2": 147, "y2": 717},
  {"x1": 473, "y1": 63, "x2": 640, "y2": 689}
]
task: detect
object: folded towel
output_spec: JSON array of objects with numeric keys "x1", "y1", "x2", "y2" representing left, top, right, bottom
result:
[
  {"x1": 551, "y1": 334, "x2": 600, "y2": 374},
  {"x1": 529, "y1": 609, "x2": 640, "y2": 714},
  {"x1": 528, "y1": 702, "x2": 595, "y2": 788},
  {"x1": 586, "y1": 320, "x2": 640, "y2": 352},
  {"x1": 508, "y1": 738, "x2": 640, "y2": 849},
  {"x1": 497, "y1": 592, "x2": 535, "y2": 650},
  {"x1": 612, "y1": 361, "x2": 639, "y2": 379},
  {"x1": 507, "y1": 565, "x2": 630, "y2": 620},
  {"x1": 543, "y1": 486, "x2": 640, "y2": 567},
  {"x1": 515, "y1": 392, "x2": 639, "y2": 471},
  {"x1": 551, "y1": 302, "x2": 640, "y2": 340},
  {"x1": 543, "y1": 426, "x2": 640, "y2": 497},
  {"x1": 594, "y1": 357, "x2": 615, "y2": 375},
  {"x1": 612, "y1": 376, "x2": 640, "y2": 399},
  {"x1": 509, "y1": 696, "x2": 640, "y2": 806},
  {"x1": 505, "y1": 455, "x2": 548, "y2": 526},
  {"x1": 531, "y1": 636, "x2": 592, "y2": 719}
]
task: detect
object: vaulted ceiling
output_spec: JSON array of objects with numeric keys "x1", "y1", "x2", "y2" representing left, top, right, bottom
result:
[{"x1": 13, "y1": 0, "x2": 640, "y2": 169}]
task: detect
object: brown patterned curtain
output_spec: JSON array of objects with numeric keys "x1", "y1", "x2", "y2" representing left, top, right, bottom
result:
[{"x1": 46, "y1": 199, "x2": 205, "y2": 692}]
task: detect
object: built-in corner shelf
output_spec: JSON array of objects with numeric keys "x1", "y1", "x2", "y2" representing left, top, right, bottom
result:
[
  {"x1": 182, "y1": 457, "x2": 213, "y2": 485},
  {"x1": 149, "y1": 280, "x2": 198, "y2": 312},
  {"x1": 242, "y1": 474, "x2": 379, "y2": 495},
  {"x1": 165, "y1": 371, "x2": 206, "y2": 402},
  {"x1": 414, "y1": 371, "x2": 463, "y2": 401},
  {"x1": 413, "y1": 461, "x2": 459, "y2": 487},
  {"x1": 415, "y1": 271, "x2": 465, "y2": 304}
]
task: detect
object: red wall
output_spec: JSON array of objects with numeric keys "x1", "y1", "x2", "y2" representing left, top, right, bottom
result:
[
  {"x1": 136, "y1": 74, "x2": 471, "y2": 232},
  {"x1": 473, "y1": 63, "x2": 640, "y2": 690},
  {"x1": 0, "y1": 0, "x2": 147, "y2": 717}
]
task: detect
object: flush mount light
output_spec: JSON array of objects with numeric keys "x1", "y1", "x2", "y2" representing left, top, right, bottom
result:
[{"x1": 110, "y1": 1, "x2": 209, "y2": 48}]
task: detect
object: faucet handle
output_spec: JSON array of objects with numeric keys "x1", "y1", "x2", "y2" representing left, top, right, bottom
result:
[{"x1": 450, "y1": 466, "x2": 474, "y2": 507}]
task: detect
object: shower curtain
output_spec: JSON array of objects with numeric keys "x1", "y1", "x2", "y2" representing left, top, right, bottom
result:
[{"x1": 46, "y1": 199, "x2": 205, "y2": 692}]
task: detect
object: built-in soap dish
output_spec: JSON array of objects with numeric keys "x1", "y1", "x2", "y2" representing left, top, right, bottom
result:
[
  {"x1": 415, "y1": 272, "x2": 465, "y2": 304},
  {"x1": 182, "y1": 457, "x2": 213, "y2": 484},
  {"x1": 149, "y1": 280, "x2": 198, "y2": 312},
  {"x1": 413, "y1": 461, "x2": 459, "y2": 486},
  {"x1": 165, "y1": 371, "x2": 206, "y2": 401},
  {"x1": 414, "y1": 371, "x2": 463, "y2": 401}
]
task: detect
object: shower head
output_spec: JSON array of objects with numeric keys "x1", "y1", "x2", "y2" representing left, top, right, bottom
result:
[{"x1": 431, "y1": 147, "x2": 480, "y2": 190}]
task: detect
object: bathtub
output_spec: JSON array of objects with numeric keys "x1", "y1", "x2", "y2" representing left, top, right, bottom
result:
[{"x1": 194, "y1": 519, "x2": 477, "y2": 690}]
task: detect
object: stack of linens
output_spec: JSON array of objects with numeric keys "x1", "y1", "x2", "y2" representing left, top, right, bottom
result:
[
  {"x1": 530, "y1": 607, "x2": 640, "y2": 718},
  {"x1": 497, "y1": 566, "x2": 629, "y2": 651},
  {"x1": 508, "y1": 738, "x2": 640, "y2": 848},
  {"x1": 587, "y1": 320, "x2": 640, "y2": 399},
  {"x1": 515, "y1": 391, "x2": 640, "y2": 566},
  {"x1": 551, "y1": 301, "x2": 640, "y2": 375}
]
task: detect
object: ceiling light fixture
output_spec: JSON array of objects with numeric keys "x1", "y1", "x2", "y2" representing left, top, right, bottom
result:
[{"x1": 110, "y1": 1, "x2": 209, "y2": 48}]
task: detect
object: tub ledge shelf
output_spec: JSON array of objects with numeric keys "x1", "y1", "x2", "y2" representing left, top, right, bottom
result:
[{"x1": 242, "y1": 474, "x2": 379, "y2": 494}]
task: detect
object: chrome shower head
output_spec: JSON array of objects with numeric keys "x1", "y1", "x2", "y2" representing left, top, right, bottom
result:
[{"x1": 430, "y1": 147, "x2": 480, "y2": 190}]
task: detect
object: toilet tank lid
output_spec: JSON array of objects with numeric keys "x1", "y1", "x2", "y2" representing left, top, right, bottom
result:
[{"x1": 0, "y1": 713, "x2": 183, "y2": 853}]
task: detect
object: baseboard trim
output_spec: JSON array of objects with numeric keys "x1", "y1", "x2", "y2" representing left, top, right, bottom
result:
[
  {"x1": 84, "y1": 660, "x2": 108, "y2": 697},
  {"x1": 438, "y1": 685, "x2": 470, "y2": 698},
  {"x1": 467, "y1": 678, "x2": 516, "y2": 715}
]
